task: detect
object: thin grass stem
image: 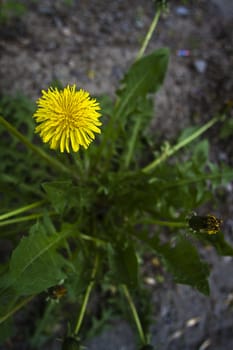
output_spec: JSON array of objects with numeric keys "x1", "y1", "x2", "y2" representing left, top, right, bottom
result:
[
  {"x1": 122, "y1": 284, "x2": 147, "y2": 345},
  {"x1": 74, "y1": 254, "x2": 99, "y2": 336},
  {"x1": 136, "y1": 8, "x2": 161, "y2": 60},
  {"x1": 0, "y1": 213, "x2": 53, "y2": 228},
  {"x1": 140, "y1": 219, "x2": 187, "y2": 228},
  {"x1": 143, "y1": 116, "x2": 219, "y2": 173},
  {"x1": 0, "y1": 200, "x2": 46, "y2": 221}
]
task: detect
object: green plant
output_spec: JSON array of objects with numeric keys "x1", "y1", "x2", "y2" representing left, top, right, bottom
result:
[
  {"x1": 0, "y1": 0, "x2": 26, "y2": 23},
  {"x1": 0, "y1": 2, "x2": 233, "y2": 349}
]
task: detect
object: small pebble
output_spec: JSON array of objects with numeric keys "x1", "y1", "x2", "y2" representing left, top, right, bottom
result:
[
  {"x1": 194, "y1": 59, "x2": 207, "y2": 73},
  {"x1": 170, "y1": 330, "x2": 183, "y2": 340},
  {"x1": 186, "y1": 316, "x2": 201, "y2": 327},
  {"x1": 175, "y1": 6, "x2": 190, "y2": 16},
  {"x1": 144, "y1": 277, "x2": 156, "y2": 286},
  {"x1": 199, "y1": 338, "x2": 211, "y2": 350}
]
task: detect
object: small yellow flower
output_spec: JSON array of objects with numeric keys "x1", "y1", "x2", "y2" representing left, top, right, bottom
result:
[{"x1": 33, "y1": 85, "x2": 101, "y2": 153}]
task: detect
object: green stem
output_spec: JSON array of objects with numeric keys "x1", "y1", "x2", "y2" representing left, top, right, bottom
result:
[
  {"x1": 143, "y1": 116, "x2": 219, "y2": 173},
  {"x1": 136, "y1": 8, "x2": 161, "y2": 60},
  {"x1": 78, "y1": 233, "x2": 107, "y2": 247},
  {"x1": 0, "y1": 116, "x2": 71, "y2": 176},
  {"x1": 74, "y1": 254, "x2": 99, "y2": 336},
  {"x1": 0, "y1": 295, "x2": 34, "y2": 324},
  {"x1": 140, "y1": 218, "x2": 187, "y2": 228},
  {"x1": 0, "y1": 213, "x2": 52, "y2": 228},
  {"x1": 0, "y1": 200, "x2": 46, "y2": 221},
  {"x1": 122, "y1": 284, "x2": 147, "y2": 345},
  {"x1": 72, "y1": 151, "x2": 84, "y2": 175}
]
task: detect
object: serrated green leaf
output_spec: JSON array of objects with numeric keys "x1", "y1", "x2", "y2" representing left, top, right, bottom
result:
[
  {"x1": 159, "y1": 236, "x2": 210, "y2": 295},
  {"x1": 42, "y1": 181, "x2": 72, "y2": 214},
  {"x1": 9, "y1": 222, "x2": 67, "y2": 295},
  {"x1": 115, "y1": 48, "x2": 169, "y2": 119}
]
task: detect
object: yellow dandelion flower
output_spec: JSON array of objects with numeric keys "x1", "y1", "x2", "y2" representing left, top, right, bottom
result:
[{"x1": 33, "y1": 85, "x2": 101, "y2": 153}]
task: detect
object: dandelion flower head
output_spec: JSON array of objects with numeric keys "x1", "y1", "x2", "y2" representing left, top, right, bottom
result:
[{"x1": 33, "y1": 85, "x2": 101, "y2": 153}]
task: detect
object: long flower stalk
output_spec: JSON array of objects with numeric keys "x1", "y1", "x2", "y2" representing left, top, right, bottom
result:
[
  {"x1": 122, "y1": 284, "x2": 147, "y2": 345},
  {"x1": 0, "y1": 200, "x2": 46, "y2": 221},
  {"x1": 143, "y1": 116, "x2": 220, "y2": 173},
  {"x1": 140, "y1": 218, "x2": 187, "y2": 228},
  {"x1": 74, "y1": 254, "x2": 99, "y2": 336},
  {"x1": 0, "y1": 213, "x2": 49, "y2": 229},
  {"x1": 136, "y1": 7, "x2": 161, "y2": 60}
]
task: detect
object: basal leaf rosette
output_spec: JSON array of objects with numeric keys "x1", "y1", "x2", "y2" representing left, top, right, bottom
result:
[{"x1": 33, "y1": 85, "x2": 102, "y2": 153}]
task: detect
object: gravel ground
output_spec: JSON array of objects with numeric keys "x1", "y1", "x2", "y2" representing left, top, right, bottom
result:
[{"x1": 0, "y1": 1, "x2": 233, "y2": 349}]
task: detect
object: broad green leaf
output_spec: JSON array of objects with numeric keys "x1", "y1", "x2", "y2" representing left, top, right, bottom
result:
[
  {"x1": 109, "y1": 241, "x2": 138, "y2": 289},
  {"x1": 9, "y1": 222, "x2": 67, "y2": 295},
  {"x1": 115, "y1": 48, "x2": 169, "y2": 119},
  {"x1": 159, "y1": 236, "x2": 210, "y2": 295}
]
